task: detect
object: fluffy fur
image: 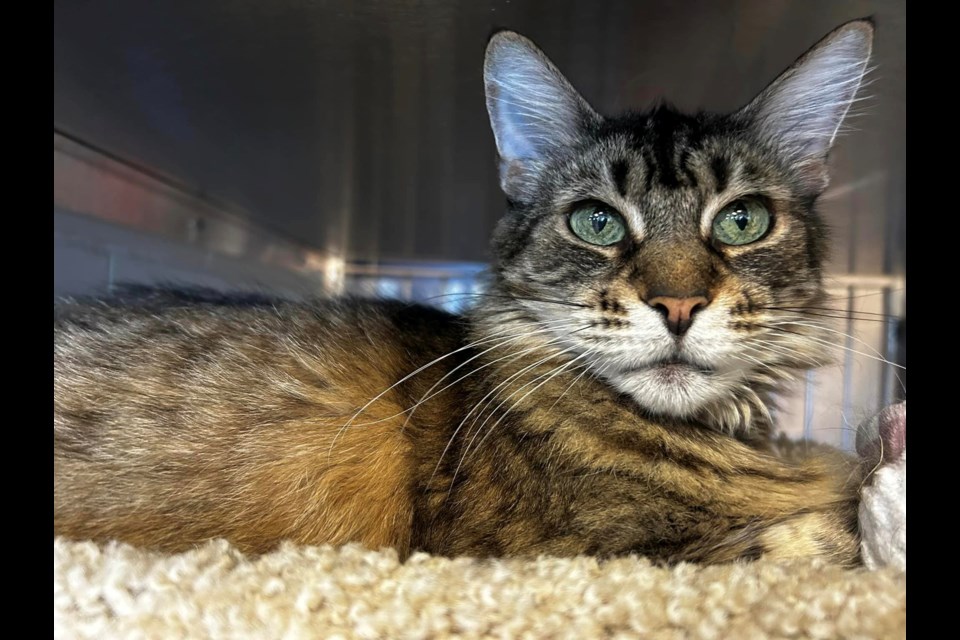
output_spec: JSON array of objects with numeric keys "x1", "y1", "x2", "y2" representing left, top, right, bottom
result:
[
  {"x1": 482, "y1": 23, "x2": 872, "y2": 434},
  {"x1": 54, "y1": 20, "x2": 896, "y2": 566}
]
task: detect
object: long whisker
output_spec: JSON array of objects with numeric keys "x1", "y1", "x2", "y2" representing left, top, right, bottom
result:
[
  {"x1": 763, "y1": 319, "x2": 907, "y2": 395},
  {"x1": 429, "y1": 350, "x2": 565, "y2": 489},
  {"x1": 745, "y1": 335, "x2": 833, "y2": 368},
  {"x1": 464, "y1": 351, "x2": 594, "y2": 464},
  {"x1": 542, "y1": 360, "x2": 613, "y2": 472},
  {"x1": 428, "y1": 331, "x2": 591, "y2": 486},
  {"x1": 447, "y1": 350, "x2": 589, "y2": 494},
  {"x1": 461, "y1": 349, "x2": 593, "y2": 463},
  {"x1": 759, "y1": 308, "x2": 895, "y2": 323},
  {"x1": 738, "y1": 331, "x2": 823, "y2": 366},
  {"x1": 732, "y1": 348, "x2": 803, "y2": 376},
  {"x1": 755, "y1": 322, "x2": 906, "y2": 371},
  {"x1": 763, "y1": 319, "x2": 903, "y2": 364},
  {"x1": 346, "y1": 329, "x2": 564, "y2": 430},
  {"x1": 548, "y1": 360, "x2": 596, "y2": 412},
  {"x1": 763, "y1": 305, "x2": 899, "y2": 318},
  {"x1": 422, "y1": 291, "x2": 592, "y2": 309},
  {"x1": 771, "y1": 288, "x2": 904, "y2": 307},
  {"x1": 398, "y1": 320, "x2": 587, "y2": 430},
  {"x1": 329, "y1": 319, "x2": 576, "y2": 454}
]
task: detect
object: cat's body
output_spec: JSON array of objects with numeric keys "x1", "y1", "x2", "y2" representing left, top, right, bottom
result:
[
  {"x1": 55, "y1": 290, "x2": 859, "y2": 563},
  {"x1": 55, "y1": 20, "x2": 894, "y2": 565}
]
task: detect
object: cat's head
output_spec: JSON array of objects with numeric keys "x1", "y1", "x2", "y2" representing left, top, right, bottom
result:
[{"x1": 481, "y1": 20, "x2": 873, "y2": 432}]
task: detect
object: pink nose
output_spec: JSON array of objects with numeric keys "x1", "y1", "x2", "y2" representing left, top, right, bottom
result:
[{"x1": 646, "y1": 295, "x2": 710, "y2": 335}]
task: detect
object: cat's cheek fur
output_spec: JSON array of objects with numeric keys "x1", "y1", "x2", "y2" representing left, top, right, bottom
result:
[{"x1": 679, "y1": 303, "x2": 746, "y2": 365}]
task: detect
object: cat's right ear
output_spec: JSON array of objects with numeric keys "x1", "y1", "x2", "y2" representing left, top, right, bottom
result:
[
  {"x1": 484, "y1": 31, "x2": 601, "y2": 201},
  {"x1": 739, "y1": 19, "x2": 874, "y2": 194}
]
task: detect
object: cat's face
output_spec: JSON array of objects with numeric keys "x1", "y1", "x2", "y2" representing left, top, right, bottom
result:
[{"x1": 483, "y1": 22, "x2": 873, "y2": 431}]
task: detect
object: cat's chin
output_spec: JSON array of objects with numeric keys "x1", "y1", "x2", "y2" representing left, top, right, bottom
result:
[{"x1": 605, "y1": 364, "x2": 732, "y2": 418}]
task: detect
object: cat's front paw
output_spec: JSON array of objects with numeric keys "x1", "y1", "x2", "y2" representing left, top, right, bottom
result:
[{"x1": 856, "y1": 402, "x2": 906, "y2": 571}]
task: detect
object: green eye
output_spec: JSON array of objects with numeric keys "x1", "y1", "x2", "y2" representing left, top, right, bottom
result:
[
  {"x1": 712, "y1": 199, "x2": 771, "y2": 246},
  {"x1": 569, "y1": 205, "x2": 627, "y2": 246}
]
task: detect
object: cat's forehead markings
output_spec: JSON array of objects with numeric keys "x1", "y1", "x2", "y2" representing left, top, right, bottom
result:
[
  {"x1": 590, "y1": 158, "x2": 644, "y2": 240},
  {"x1": 640, "y1": 188, "x2": 704, "y2": 233},
  {"x1": 610, "y1": 159, "x2": 630, "y2": 197},
  {"x1": 710, "y1": 156, "x2": 729, "y2": 193}
]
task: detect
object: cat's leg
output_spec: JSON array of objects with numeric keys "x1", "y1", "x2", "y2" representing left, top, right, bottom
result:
[
  {"x1": 737, "y1": 403, "x2": 906, "y2": 568},
  {"x1": 729, "y1": 402, "x2": 906, "y2": 569},
  {"x1": 856, "y1": 402, "x2": 906, "y2": 570}
]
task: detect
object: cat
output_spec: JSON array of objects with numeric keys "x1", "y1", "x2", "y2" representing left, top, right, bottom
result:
[{"x1": 54, "y1": 18, "x2": 902, "y2": 565}]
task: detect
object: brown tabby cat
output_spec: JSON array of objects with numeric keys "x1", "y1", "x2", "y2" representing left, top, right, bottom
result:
[{"x1": 55, "y1": 19, "x2": 894, "y2": 564}]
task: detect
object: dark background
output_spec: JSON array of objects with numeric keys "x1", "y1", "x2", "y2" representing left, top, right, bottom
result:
[{"x1": 54, "y1": 0, "x2": 905, "y2": 273}]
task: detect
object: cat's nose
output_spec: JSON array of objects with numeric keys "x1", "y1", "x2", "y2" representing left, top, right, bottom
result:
[{"x1": 645, "y1": 295, "x2": 710, "y2": 336}]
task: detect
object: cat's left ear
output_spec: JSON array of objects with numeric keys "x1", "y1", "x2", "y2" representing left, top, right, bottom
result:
[
  {"x1": 484, "y1": 31, "x2": 602, "y2": 201},
  {"x1": 740, "y1": 19, "x2": 874, "y2": 193}
]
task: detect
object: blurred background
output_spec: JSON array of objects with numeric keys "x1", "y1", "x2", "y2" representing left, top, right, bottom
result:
[{"x1": 54, "y1": 0, "x2": 905, "y2": 446}]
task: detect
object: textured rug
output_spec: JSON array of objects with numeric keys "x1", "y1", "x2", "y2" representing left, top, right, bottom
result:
[{"x1": 54, "y1": 538, "x2": 905, "y2": 639}]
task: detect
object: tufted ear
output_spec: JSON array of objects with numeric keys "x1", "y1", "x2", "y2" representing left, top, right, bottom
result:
[
  {"x1": 483, "y1": 31, "x2": 601, "y2": 201},
  {"x1": 739, "y1": 19, "x2": 874, "y2": 193}
]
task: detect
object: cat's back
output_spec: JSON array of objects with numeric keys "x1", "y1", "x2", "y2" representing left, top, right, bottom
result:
[
  {"x1": 54, "y1": 287, "x2": 465, "y2": 393},
  {"x1": 54, "y1": 287, "x2": 468, "y2": 554}
]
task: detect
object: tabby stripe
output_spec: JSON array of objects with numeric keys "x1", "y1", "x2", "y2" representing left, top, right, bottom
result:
[
  {"x1": 653, "y1": 129, "x2": 681, "y2": 189},
  {"x1": 678, "y1": 148, "x2": 699, "y2": 188},
  {"x1": 641, "y1": 145, "x2": 656, "y2": 192},
  {"x1": 711, "y1": 156, "x2": 729, "y2": 193},
  {"x1": 610, "y1": 159, "x2": 630, "y2": 196}
]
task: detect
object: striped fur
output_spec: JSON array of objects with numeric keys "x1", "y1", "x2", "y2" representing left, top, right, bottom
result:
[{"x1": 54, "y1": 21, "x2": 879, "y2": 565}]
